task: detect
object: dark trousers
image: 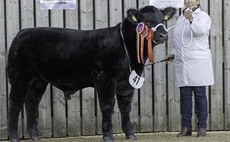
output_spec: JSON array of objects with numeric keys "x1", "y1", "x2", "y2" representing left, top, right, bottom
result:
[{"x1": 179, "y1": 86, "x2": 208, "y2": 129}]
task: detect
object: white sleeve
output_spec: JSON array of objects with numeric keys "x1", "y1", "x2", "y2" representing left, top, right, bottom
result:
[
  {"x1": 171, "y1": 48, "x2": 175, "y2": 55},
  {"x1": 190, "y1": 12, "x2": 211, "y2": 36}
]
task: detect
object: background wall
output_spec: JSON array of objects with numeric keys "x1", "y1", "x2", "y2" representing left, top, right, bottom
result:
[{"x1": 0, "y1": 0, "x2": 229, "y2": 140}]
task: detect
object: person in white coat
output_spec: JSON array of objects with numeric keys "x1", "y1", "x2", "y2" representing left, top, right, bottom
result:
[{"x1": 165, "y1": 0, "x2": 214, "y2": 137}]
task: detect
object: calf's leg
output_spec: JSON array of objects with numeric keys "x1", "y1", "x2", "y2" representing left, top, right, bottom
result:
[
  {"x1": 25, "y1": 79, "x2": 48, "y2": 141},
  {"x1": 95, "y1": 72, "x2": 116, "y2": 141},
  {"x1": 8, "y1": 78, "x2": 30, "y2": 142},
  {"x1": 98, "y1": 95, "x2": 115, "y2": 142},
  {"x1": 117, "y1": 93, "x2": 137, "y2": 140}
]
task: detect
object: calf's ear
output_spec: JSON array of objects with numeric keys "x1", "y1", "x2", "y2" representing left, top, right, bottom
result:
[
  {"x1": 161, "y1": 7, "x2": 176, "y2": 21},
  {"x1": 126, "y1": 9, "x2": 140, "y2": 23}
]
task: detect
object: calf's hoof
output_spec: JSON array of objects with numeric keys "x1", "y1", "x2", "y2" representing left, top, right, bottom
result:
[
  {"x1": 126, "y1": 133, "x2": 137, "y2": 140},
  {"x1": 103, "y1": 134, "x2": 113, "y2": 142},
  {"x1": 31, "y1": 136, "x2": 41, "y2": 141},
  {"x1": 103, "y1": 136, "x2": 113, "y2": 142},
  {"x1": 10, "y1": 138, "x2": 20, "y2": 142}
]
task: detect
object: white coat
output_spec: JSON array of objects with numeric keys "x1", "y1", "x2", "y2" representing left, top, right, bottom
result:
[{"x1": 172, "y1": 8, "x2": 214, "y2": 87}]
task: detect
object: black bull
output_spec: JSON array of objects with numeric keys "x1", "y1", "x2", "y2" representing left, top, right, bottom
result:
[{"x1": 7, "y1": 6, "x2": 176, "y2": 142}]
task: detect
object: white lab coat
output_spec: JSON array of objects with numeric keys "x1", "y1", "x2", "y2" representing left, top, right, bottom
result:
[{"x1": 172, "y1": 8, "x2": 214, "y2": 87}]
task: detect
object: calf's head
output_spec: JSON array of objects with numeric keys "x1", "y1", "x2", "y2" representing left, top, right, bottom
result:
[{"x1": 126, "y1": 6, "x2": 176, "y2": 44}]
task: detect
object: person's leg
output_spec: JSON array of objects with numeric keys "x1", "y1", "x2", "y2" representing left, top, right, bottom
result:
[
  {"x1": 180, "y1": 86, "x2": 193, "y2": 128},
  {"x1": 194, "y1": 86, "x2": 207, "y2": 136},
  {"x1": 177, "y1": 86, "x2": 193, "y2": 136}
]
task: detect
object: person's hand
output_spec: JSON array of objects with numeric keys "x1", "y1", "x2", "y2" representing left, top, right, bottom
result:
[
  {"x1": 184, "y1": 9, "x2": 193, "y2": 23},
  {"x1": 165, "y1": 54, "x2": 174, "y2": 61}
]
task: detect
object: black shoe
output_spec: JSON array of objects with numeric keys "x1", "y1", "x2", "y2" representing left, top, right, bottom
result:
[
  {"x1": 177, "y1": 127, "x2": 192, "y2": 137},
  {"x1": 197, "y1": 128, "x2": 206, "y2": 137}
]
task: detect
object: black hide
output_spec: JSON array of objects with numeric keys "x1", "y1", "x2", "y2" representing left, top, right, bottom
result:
[{"x1": 7, "y1": 5, "x2": 176, "y2": 142}]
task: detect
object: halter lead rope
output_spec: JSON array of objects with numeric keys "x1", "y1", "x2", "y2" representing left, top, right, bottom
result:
[
  {"x1": 167, "y1": 16, "x2": 193, "y2": 47},
  {"x1": 181, "y1": 17, "x2": 193, "y2": 47}
]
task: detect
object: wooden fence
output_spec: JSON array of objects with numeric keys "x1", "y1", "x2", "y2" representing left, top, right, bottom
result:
[{"x1": 0, "y1": 0, "x2": 229, "y2": 140}]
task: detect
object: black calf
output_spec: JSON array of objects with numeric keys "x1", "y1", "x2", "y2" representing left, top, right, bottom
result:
[{"x1": 7, "y1": 6, "x2": 176, "y2": 142}]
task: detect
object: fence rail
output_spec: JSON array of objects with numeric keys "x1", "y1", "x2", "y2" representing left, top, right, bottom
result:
[{"x1": 0, "y1": 0, "x2": 229, "y2": 140}]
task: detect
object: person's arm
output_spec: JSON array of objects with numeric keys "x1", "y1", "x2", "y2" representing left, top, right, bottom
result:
[{"x1": 190, "y1": 13, "x2": 211, "y2": 36}]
